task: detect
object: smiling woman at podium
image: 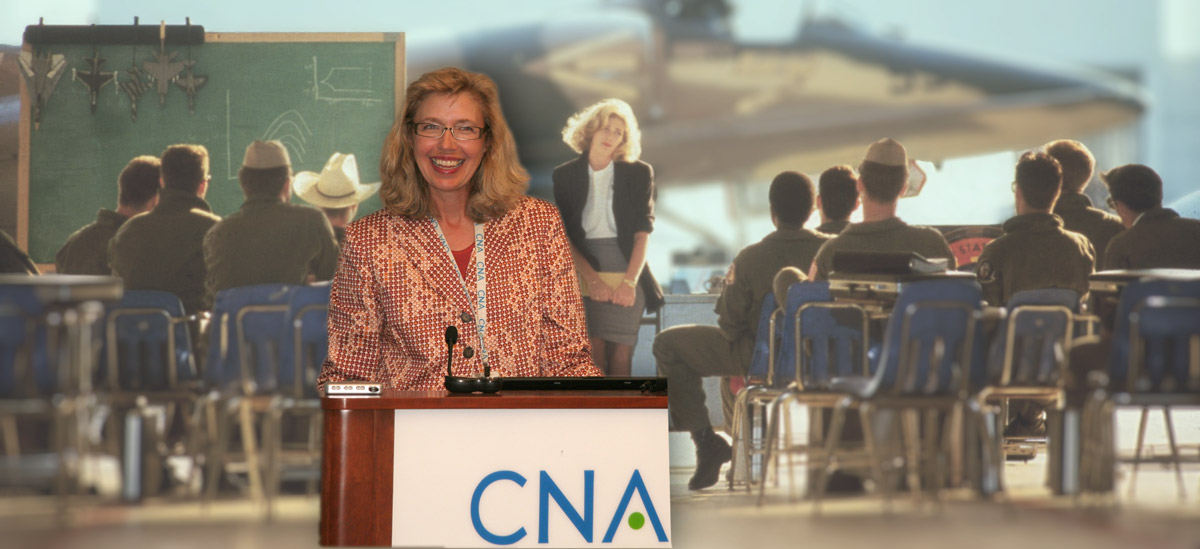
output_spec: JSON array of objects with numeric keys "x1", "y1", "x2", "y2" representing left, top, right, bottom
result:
[{"x1": 316, "y1": 67, "x2": 600, "y2": 390}]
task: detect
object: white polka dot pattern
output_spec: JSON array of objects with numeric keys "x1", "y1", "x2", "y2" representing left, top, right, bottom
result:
[{"x1": 316, "y1": 196, "x2": 601, "y2": 390}]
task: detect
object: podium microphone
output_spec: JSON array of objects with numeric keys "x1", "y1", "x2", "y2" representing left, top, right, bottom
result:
[
  {"x1": 445, "y1": 325, "x2": 458, "y2": 377},
  {"x1": 443, "y1": 324, "x2": 502, "y2": 394}
]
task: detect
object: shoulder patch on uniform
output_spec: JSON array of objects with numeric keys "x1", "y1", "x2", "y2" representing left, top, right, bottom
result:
[
  {"x1": 977, "y1": 260, "x2": 996, "y2": 284},
  {"x1": 724, "y1": 263, "x2": 736, "y2": 286}
]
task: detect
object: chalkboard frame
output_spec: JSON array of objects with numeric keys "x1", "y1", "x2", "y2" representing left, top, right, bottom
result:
[{"x1": 17, "y1": 32, "x2": 405, "y2": 268}]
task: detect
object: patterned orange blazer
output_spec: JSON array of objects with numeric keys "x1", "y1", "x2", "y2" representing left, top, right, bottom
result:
[{"x1": 317, "y1": 196, "x2": 600, "y2": 390}]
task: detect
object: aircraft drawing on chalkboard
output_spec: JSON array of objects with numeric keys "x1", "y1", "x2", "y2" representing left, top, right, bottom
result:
[
  {"x1": 222, "y1": 102, "x2": 314, "y2": 180},
  {"x1": 261, "y1": 110, "x2": 313, "y2": 163},
  {"x1": 307, "y1": 57, "x2": 381, "y2": 105}
]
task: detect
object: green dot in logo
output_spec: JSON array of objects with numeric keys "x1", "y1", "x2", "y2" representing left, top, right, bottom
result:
[{"x1": 628, "y1": 512, "x2": 645, "y2": 530}]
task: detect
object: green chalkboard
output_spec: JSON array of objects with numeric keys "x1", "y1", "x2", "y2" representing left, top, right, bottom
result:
[{"x1": 21, "y1": 33, "x2": 403, "y2": 264}]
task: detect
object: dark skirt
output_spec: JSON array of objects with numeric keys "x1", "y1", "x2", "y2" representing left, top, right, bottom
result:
[{"x1": 582, "y1": 237, "x2": 645, "y2": 346}]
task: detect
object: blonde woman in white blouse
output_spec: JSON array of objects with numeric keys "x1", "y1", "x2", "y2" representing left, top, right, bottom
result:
[{"x1": 552, "y1": 98, "x2": 663, "y2": 376}]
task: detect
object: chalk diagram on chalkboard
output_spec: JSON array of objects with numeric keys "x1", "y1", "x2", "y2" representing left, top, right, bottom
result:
[
  {"x1": 307, "y1": 56, "x2": 381, "y2": 105},
  {"x1": 224, "y1": 90, "x2": 313, "y2": 179}
]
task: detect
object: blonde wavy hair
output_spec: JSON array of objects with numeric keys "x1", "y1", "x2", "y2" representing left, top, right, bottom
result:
[
  {"x1": 379, "y1": 67, "x2": 528, "y2": 221},
  {"x1": 560, "y1": 98, "x2": 642, "y2": 162}
]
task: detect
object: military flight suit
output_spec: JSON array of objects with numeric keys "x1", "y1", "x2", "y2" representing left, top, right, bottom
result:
[
  {"x1": 1103, "y1": 207, "x2": 1200, "y2": 270},
  {"x1": 816, "y1": 219, "x2": 850, "y2": 235},
  {"x1": 974, "y1": 213, "x2": 1094, "y2": 307},
  {"x1": 109, "y1": 188, "x2": 221, "y2": 314},
  {"x1": 202, "y1": 188, "x2": 340, "y2": 302},
  {"x1": 55, "y1": 209, "x2": 129, "y2": 275},
  {"x1": 810, "y1": 217, "x2": 956, "y2": 281},
  {"x1": 1053, "y1": 192, "x2": 1124, "y2": 270},
  {"x1": 654, "y1": 227, "x2": 831, "y2": 432}
]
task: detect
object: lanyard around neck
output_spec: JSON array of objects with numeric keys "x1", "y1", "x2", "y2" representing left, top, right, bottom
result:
[{"x1": 431, "y1": 218, "x2": 489, "y2": 368}]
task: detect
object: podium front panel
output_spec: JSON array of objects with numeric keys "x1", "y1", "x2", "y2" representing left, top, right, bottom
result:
[
  {"x1": 392, "y1": 408, "x2": 671, "y2": 548},
  {"x1": 320, "y1": 390, "x2": 670, "y2": 547}
]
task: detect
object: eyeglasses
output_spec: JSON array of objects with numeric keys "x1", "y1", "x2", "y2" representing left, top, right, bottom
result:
[{"x1": 411, "y1": 122, "x2": 485, "y2": 141}]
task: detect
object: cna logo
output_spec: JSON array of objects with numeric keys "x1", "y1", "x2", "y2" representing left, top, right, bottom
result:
[{"x1": 470, "y1": 469, "x2": 668, "y2": 545}]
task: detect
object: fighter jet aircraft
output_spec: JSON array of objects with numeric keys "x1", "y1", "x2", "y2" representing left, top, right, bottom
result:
[{"x1": 404, "y1": 0, "x2": 1143, "y2": 193}]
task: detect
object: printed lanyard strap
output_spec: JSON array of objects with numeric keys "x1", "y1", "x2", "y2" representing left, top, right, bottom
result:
[{"x1": 431, "y1": 218, "x2": 489, "y2": 368}]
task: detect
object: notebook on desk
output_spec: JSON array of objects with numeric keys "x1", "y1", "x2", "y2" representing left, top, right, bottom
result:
[{"x1": 500, "y1": 376, "x2": 667, "y2": 393}]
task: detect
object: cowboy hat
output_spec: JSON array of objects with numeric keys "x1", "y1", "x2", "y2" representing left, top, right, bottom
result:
[{"x1": 293, "y1": 152, "x2": 381, "y2": 209}]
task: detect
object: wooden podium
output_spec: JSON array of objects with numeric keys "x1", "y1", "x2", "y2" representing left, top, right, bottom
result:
[{"x1": 320, "y1": 389, "x2": 671, "y2": 548}]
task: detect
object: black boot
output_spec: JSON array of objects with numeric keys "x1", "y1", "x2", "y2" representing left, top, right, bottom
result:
[{"x1": 688, "y1": 428, "x2": 732, "y2": 490}]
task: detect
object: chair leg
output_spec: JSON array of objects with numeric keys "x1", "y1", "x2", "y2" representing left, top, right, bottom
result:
[
  {"x1": 812, "y1": 400, "x2": 848, "y2": 514},
  {"x1": 205, "y1": 399, "x2": 229, "y2": 502},
  {"x1": 728, "y1": 388, "x2": 749, "y2": 490},
  {"x1": 1128, "y1": 406, "x2": 1150, "y2": 499},
  {"x1": 758, "y1": 394, "x2": 784, "y2": 506},
  {"x1": 977, "y1": 403, "x2": 1004, "y2": 496},
  {"x1": 923, "y1": 409, "x2": 940, "y2": 503},
  {"x1": 900, "y1": 409, "x2": 922, "y2": 502},
  {"x1": 1, "y1": 414, "x2": 19, "y2": 458},
  {"x1": 1161, "y1": 406, "x2": 1185, "y2": 501},
  {"x1": 805, "y1": 403, "x2": 825, "y2": 501},
  {"x1": 934, "y1": 408, "x2": 955, "y2": 507},
  {"x1": 748, "y1": 398, "x2": 765, "y2": 489},
  {"x1": 858, "y1": 403, "x2": 883, "y2": 498},
  {"x1": 948, "y1": 404, "x2": 964, "y2": 488},
  {"x1": 778, "y1": 397, "x2": 792, "y2": 489},
  {"x1": 181, "y1": 398, "x2": 205, "y2": 497},
  {"x1": 238, "y1": 400, "x2": 264, "y2": 504},
  {"x1": 264, "y1": 405, "x2": 282, "y2": 520}
]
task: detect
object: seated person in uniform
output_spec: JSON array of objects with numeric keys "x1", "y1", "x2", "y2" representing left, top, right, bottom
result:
[
  {"x1": 109, "y1": 144, "x2": 220, "y2": 314},
  {"x1": 809, "y1": 138, "x2": 956, "y2": 280},
  {"x1": 1101, "y1": 164, "x2": 1200, "y2": 270},
  {"x1": 815, "y1": 165, "x2": 860, "y2": 235},
  {"x1": 56, "y1": 155, "x2": 161, "y2": 275},
  {"x1": 654, "y1": 171, "x2": 831, "y2": 490},
  {"x1": 203, "y1": 140, "x2": 341, "y2": 299},
  {"x1": 1044, "y1": 139, "x2": 1124, "y2": 268},
  {"x1": 975, "y1": 151, "x2": 1095, "y2": 308},
  {"x1": 974, "y1": 151, "x2": 1096, "y2": 437},
  {"x1": 716, "y1": 265, "x2": 808, "y2": 443}
]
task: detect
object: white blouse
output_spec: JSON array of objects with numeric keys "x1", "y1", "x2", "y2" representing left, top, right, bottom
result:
[{"x1": 580, "y1": 161, "x2": 618, "y2": 239}]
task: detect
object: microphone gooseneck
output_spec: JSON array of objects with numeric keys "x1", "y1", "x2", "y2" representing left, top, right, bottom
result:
[{"x1": 445, "y1": 326, "x2": 458, "y2": 377}]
